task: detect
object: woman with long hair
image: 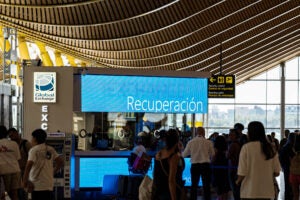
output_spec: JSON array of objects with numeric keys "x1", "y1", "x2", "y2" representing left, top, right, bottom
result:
[
  {"x1": 236, "y1": 121, "x2": 281, "y2": 200},
  {"x1": 151, "y1": 129, "x2": 185, "y2": 200}
]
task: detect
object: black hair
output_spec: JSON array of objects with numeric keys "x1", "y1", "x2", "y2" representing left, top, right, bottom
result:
[
  {"x1": 214, "y1": 135, "x2": 227, "y2": 151},
  {"x1": 32, "y1": 129, "x2": 47, "y2": 144},
  {"x1": 229, "y1": 128, "x2": 239, "y2": 137},
  {"x1": 0, "y1": 125, "x2": 8, "y2": 139},
  {"x1": 165, "y1": 129, "x2": 179, "y2": 150},
  {"x1": 294, "y1": 134, "x2": 300, "y2": 152},
  {"x1": 286, "y1": 132, "x2": 296, "y2": 145},
  {"x1": 234, "y1": 123, "x2": 244, "y2": 131},
  {"x1": 7, "y1": 127, "x2": 18, "y2": 134},
  {"x1": 247, "y1": 121, "x2": 275, "y2": 160}
]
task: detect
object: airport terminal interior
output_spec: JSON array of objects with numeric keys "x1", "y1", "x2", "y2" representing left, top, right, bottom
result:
[{"x1": 0, "y1": 1, "x2": 300, "y2": 200}]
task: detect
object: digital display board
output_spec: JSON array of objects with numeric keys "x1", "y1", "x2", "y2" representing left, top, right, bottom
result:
[
  {"x1": 79, "y1": 157, "x2": 202, "y2": 188},
  {"x1": 81, "y1": 75, "x2": 208, "y2": 113}
]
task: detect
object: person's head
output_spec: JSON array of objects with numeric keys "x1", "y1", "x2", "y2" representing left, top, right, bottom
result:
[
  {"x1": 247, "y1": 121, "x2": 266, "y2": 142},
  {"x1": 229, "y1": 128, "x2": 239, "y2": 141},
  {"x1": 248, "y1": 121, "x2": 275, "y2": 160},
  {"x1": 0, "y1": 125, "x2": 8, "y2": 139},
  {"x1": 165, "y1": 129, "x2": 179, "y2": 150},
  {"x1": 214, "y1": 135, "x2": 227, "y2": 152},
  {"x1": 284, "y1": 129, "x2": 290, "y2": 138},
  {"x1": 135, "y1": 137, "x2": 144, "y2": 146},
  {"x1": 287, "y1": 132, "x2": 296, "y2": 145},
  {"x1": 234, "y1": 123, "x2": 244, "y2": 134},
  {"x1": 271, "y1": 132, "x2": 276, "y2": 138},
  {"x1": 31, "y1": 129, "x2": 47, "y2": 145},
  {"x1": 196, "y1": 127, "x2": 205, "y2": 137},
  {"x1": 8, "y1": 128, "x2": 20, "y2": 142}
]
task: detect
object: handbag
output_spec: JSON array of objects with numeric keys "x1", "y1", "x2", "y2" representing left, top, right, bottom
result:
[
  {"x1": 138, "y1": 175, "x2": 153, "y2": 200},
  {"x1": 132, "y1": 152, "x2": 151, "y2": 173}
]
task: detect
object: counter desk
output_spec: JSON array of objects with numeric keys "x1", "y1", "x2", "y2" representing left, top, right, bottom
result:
[
  {"x1": 74, "y1": 150, "x2": 156, "y2": 190},
  {"x1": 74, "y1": 150, "x2": 198, "y2": 190}
]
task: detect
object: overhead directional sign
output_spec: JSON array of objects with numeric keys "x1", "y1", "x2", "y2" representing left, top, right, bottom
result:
[{"x1": 208, "y1": 75, "x2": 235, "y2": 98}]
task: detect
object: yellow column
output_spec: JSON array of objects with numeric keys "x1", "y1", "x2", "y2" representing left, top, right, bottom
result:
[
  {"x1": 18, "y1": 35, "x2": 30, "y2": 59},
  {"x1": 66, "y1": 55, "x2": 77, "y2": 67},
  {"x1": 16, "y1": 63, "x2": 22, "y2": 86},
  {"x1": 54, "y1": 50, "x2": 64, "y2": 67},
  {"x1": 35, "y1": 41, "x2": 53, "y2": 66},
  {"x1": 0, "y1": 26, "x2": 11, "y2": 52},
  {"x1": 79, "y1": 61, "x2": 87, "y2": 67}
]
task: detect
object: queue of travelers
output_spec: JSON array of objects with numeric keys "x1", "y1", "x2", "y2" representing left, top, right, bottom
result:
[
  {"x1": 0, "y1": 125, "x2": 63, "y2": 200},
  {"x1": 151, "y1": 122, "x2": 300, "y2": 200}
]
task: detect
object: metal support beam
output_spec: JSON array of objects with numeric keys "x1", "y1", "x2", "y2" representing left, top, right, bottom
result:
[
  {"x1": 280, "y1": 62, "x2": 285, "y2": 139},
  {"x1": 2, "y1": 27, "x2": 18, "y2": 84}
]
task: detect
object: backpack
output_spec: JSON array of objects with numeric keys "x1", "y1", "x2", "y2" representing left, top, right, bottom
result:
[{"x1": 290, "y1": 152, "x2": 300, "y2": 175}]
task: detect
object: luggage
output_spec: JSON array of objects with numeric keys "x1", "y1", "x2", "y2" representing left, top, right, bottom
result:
[
  {"x1": 127, "y1": 174, "x2": 144, "y2": 199},
  {"x1": 102, "y1": 174, "x2": 144, "y2": 199},
  {"x1": 117, "y1": 175, "x2": 128, "y2": 197}
]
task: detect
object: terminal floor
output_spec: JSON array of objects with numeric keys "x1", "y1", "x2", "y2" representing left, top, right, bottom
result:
[
  {"x1": 4, "y1": 172, "x2": 285, "y2": 200},
  {"x1": 73, "y1": 189, "x2": 235, "y2": 200}
]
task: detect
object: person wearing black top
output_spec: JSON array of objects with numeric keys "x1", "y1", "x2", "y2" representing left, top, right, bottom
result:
[
  {"x1": 279, "y1": 132, "x2": 296, "y2": 200},
  {"x1": 152, "y1": 129, "x2": 185, "y2": 200}
]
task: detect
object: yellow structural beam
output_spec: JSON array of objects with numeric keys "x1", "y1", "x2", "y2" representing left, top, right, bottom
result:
[
  {"x1": 35, "y1": 41, "x2": 53, "y2": 66},
  {"x1": 54, "y1": 50, "x2": 64, "y2": 66},
  {"x1": 18, "y1": 35, "x2": 30, "y2": 60},
  {"x1": 16, "y1": 63, "x2": 22, "y2": 86},
  {"x1": 66, "y1": 55, "x2": 77, "y2": 67},
  {"x1": 0, "y1": 26, "x2": 11, "y2": 52},
  {"x1": 79, "y1": 61, "x2": 87, "y2": 67}
]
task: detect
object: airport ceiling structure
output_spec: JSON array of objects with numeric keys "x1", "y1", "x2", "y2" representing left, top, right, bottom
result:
[{"x1": 0, "y1": 0, "x2": 299, "y2": 84}]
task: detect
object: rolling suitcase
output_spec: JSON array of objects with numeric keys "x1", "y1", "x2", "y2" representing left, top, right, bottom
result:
[
  {"x1": 127, "y1": 174, "x2": 144, "y2": 200},
  {"x1": 117, "y1": 175, "x2": 128, "y2": 198}
]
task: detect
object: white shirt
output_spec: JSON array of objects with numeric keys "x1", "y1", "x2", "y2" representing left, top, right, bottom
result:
[
  {"x1": 238, "y1": 141, "x2": 281, "y2": 199},
  {"x1": 0, "y1": 138, "x2": 21, "y2": 174},
  {"x1": 182, "y1": 136, "x2": 215, "y2": 164},
  {"x1": 28, "y1": 143, "x2": 59, "y2": 191}
]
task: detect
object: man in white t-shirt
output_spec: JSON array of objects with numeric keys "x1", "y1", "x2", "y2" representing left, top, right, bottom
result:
[
  {"x1": 23, "y1": 129, "x2": 63, "y2": 200},
  {"x1": 182, "y1": 127, "x2": 215, "y2": 200},
  {"x1": 0, "y1": 125, "x2": 21, "y2": 200}
]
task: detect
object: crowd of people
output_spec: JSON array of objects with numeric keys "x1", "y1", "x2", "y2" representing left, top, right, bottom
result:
[
  {"x1": 1, "y1": 122, "x2": 300, "y2": 200},
  {"x1": 151, "y1": 122, "x2": 300, "y2": 200},
  {"x1": 0, "y1": 125, "x2": 63, "y2": 200}
]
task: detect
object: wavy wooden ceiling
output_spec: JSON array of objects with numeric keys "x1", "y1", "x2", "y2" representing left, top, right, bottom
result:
[{"x1": 0, "y1": 0, "x2": 299, "y2": 84}]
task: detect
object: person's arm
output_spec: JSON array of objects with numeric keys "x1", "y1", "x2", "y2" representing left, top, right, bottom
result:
[
  {"x1": 182, "y1": 143, "x2": 190, "y2": 157},
  {"x1": 23, "y1": 160, "x2": 33, "y2": 188},
  {"x1": 235, "y1": 175, "x2": 245, "y2": 185},
  {"x1": 273, "y1": 153, "x2": 281, "y2": 177},
  {"x1": 54, "y1": 156, "x2": 64, "y2": 174},
  {"x1": 168, "y1": 154, "x2": 180, "y2": 200}
]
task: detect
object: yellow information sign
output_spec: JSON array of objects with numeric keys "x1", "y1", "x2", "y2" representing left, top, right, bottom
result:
[{"x1": 208, "y1": 75, "x2": 235, "y2": 98}]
